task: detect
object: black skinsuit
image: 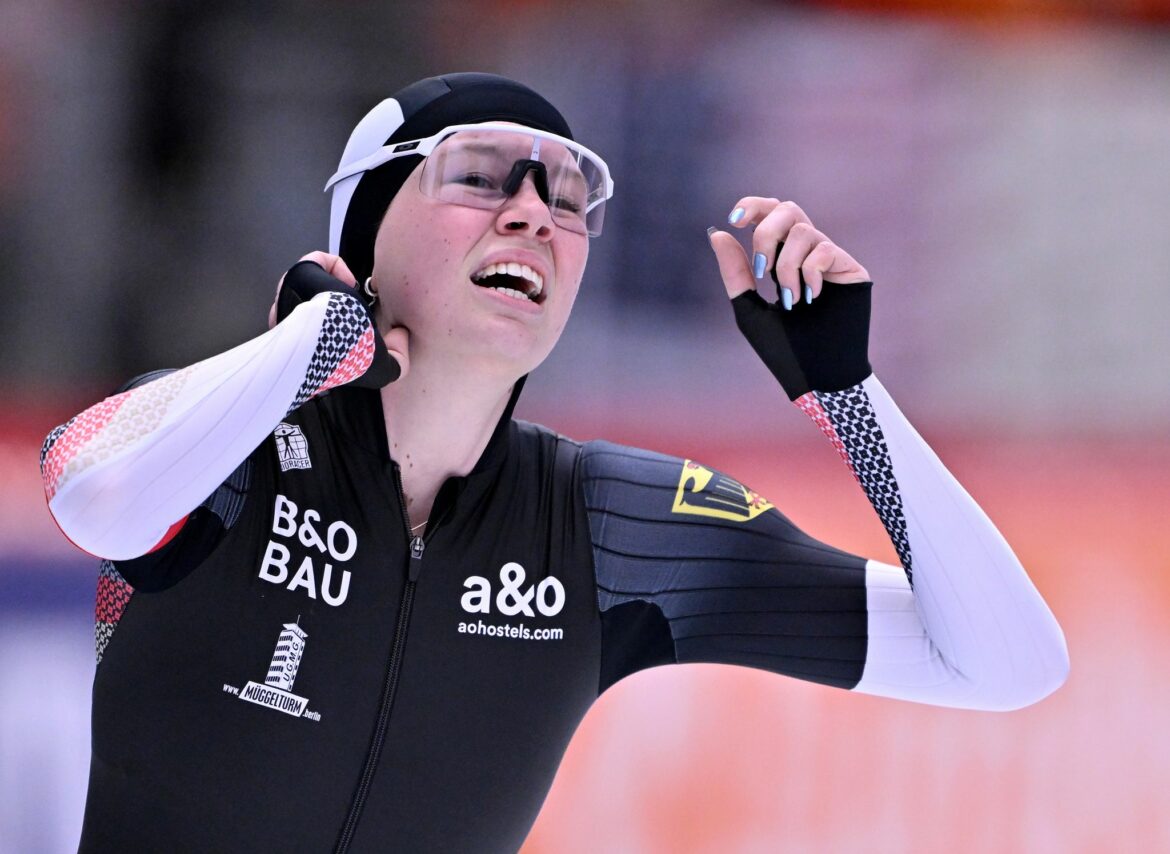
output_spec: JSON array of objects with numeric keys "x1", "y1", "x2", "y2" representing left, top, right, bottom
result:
[
  {"x1": 80, "y1": 377, "x2": 867, "y2": 853},
  {"x1": 47, "y1": 261, "x2": 1063, "y2": 851}
]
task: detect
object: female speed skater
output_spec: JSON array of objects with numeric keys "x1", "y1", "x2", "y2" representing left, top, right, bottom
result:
[{"x1": 40, "y1": 72, "x2": 1068, "y2": 853}]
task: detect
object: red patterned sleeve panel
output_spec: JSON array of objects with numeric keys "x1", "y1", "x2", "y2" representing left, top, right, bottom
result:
[
  {"x1": 95, "y1": 560, "x2": 134, "y2": 664},
  {"x1": 40, "y1": 291, "x2": 376, "y2": 561}
]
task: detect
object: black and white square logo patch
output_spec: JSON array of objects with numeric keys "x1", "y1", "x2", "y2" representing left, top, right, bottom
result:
[{"x1": 274, "y1": 422, "x2": 311, "y2": 472}]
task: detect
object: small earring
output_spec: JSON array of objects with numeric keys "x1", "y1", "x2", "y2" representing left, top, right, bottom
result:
[{"x1": 362, "y1": 276, "x2": 377, "y2": 302}]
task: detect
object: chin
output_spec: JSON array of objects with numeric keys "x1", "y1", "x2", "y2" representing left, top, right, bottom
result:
[
  {"x1": 494, "y1": 339, "x2": 553, "y2": 376},
  {"x1": 446, "y1": 326, "x2": 543, "y2": 375}
]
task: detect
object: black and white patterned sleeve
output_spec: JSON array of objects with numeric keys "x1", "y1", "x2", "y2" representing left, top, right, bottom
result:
[
  {"x1": 793, "y1": 376, "x2": 1068, "y2": 709},
  {"x1": 41, "y1": 274, "x2": 385, "y2": 562}
]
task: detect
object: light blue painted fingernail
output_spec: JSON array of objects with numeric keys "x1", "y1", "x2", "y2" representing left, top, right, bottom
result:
[
  {"x1": 752, "y1": 252, "x2": 767, "y2": 279},
  {"x1": 728, "y1": 207, "x2": 746, "y2": 225},
  {"x1": 782, "y1": 287, "x2": 794, "y2": 310},
  {"x1": 804, "y1": 284, "x2": 813, "y2": 304}
]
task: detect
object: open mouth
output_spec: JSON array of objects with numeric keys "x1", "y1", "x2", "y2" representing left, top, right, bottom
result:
[{"x1": 470, "y1": 262, "x2": 546, "y2": 305}]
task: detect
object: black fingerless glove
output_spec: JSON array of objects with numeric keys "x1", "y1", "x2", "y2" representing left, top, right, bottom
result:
[
  {"x1": 731, "y1": 281, "x2": 873, "y2": 401},
  {"x1": 276, "y1": 260, "x2": 400, "y2": 386}
]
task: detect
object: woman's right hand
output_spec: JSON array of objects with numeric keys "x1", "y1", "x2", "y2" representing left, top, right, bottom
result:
[{"x1": 268, "y1": 251, "x2": 410, "y2": 382}]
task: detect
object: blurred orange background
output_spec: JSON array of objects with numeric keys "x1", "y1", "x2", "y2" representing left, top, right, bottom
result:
[
  {"x1": 6, "y1": 409, "x2": 1166, "y2": 851},
  {"x1": 521, "y1": 426, "x2": 1170, "y2": 852}
]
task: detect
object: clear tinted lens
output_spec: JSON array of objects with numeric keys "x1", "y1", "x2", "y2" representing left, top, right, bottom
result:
[
  {"x1": 545, "y1": 148, "x2": 607, "y2": 236},
  {"x1": 420, "y1": 129, "x2": 607, "y2": 236}
]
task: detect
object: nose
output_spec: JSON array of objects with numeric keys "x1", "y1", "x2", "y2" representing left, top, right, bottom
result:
[{"x1": 495, "y1": 173, "x2": 554, "y2": 240}]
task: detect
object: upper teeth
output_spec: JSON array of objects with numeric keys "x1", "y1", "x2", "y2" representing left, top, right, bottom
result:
[{"x1": 473, "y1": 262, "x2": 544, "y2": 298}]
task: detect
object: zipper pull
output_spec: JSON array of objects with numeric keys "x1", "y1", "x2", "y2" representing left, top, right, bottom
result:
[{"x1": 408, "y1": 536, "x2": 425, "y2": 582}]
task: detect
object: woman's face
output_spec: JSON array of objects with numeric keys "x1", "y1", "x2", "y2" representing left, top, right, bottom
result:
[{"x1": 369, "y1": 142, "x2": 590, "y2": 378}]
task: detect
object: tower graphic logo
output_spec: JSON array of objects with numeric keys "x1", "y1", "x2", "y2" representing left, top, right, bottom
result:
[
  {"x1": 274, "y1": 422, "x2": 312, "y2": 472},
  {"x1": 226, "y1": 620, "x2": 319, "y2": 720}
]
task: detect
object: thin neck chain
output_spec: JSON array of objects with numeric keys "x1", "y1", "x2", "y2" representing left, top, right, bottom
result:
[{"x1": 410, "y1": 519, "x2": 428, "y2": 533}]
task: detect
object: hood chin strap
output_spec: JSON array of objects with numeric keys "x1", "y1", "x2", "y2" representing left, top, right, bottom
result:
[
  {"x1": 501, "y1": 160, "x2": 550, "y2": 203},
  {"x1": 461, "y1": 374, "x2": 527, "y2": 478},
  {"x1": 501, "y1": 374, "x2": 527, "y2": 423}
]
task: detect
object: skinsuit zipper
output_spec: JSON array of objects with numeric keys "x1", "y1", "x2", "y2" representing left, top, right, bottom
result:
[{"x1": 333, "y1": 461, "x2": 429, "y2": 853}]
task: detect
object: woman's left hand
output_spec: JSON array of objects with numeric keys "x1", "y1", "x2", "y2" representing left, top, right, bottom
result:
[{"x1": 708, "y1": 198, "x2": 869, "y2": 308}]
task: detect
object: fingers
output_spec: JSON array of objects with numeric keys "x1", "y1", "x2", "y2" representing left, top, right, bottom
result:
[
  {"x1": 800, "y1": 240, "x2": 840, "y2": 301},
  {"x1": 298, "y1": 251, "x2": 358, "y2": 287},
  {"x1": 707, "y1": 227, "x2": 755, "y2": 298},
  {"x1": 726, "y1": 198, "x2": 815, "y2": 303},
  {"x1": 382, "y1": 325, "x2": 410, "y2": 382},
  {"x1": 270, "y1": 252, "x2": 359, "y2": 330},
  {"x1": 774, "y1": 222, "x2": 827, "y2": 305},
  {"x1": 722, "y1": 198, "x2": 871, "y2": 307},
  {"x1": 752, "y1": 203, "x2": 813, "y2": 298},
  {"x1": 268, "y1": 272, "x2": 287, "y2": 330},
  {"x1": 713, "y1": 197, "x2": 808, "y2": 299},
  {"x1": 726, "y1": 196, "x2": 804, "y2": 231},
  {"x1": 726, "y1": 199, "x2": 812, "y2": 272},
  {"x1": 799, "y1": 241, "x2": 829, "y2": 301}
]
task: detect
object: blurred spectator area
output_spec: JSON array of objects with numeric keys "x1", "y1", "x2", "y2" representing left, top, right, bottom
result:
[
  {"x1": 2, "y1": 1, "x2": 1169, "y2": 851},
  {"x1": 0, "y1": 0, "x2": 1168, "y2": 433}
]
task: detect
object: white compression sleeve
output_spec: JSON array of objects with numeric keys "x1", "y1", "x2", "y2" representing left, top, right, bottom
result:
[
  {"x1": 797, "y1": 375, "x2": 1069, "y2": 710},
  {"x1": 41, "y1": 291, "x2": 377, "y2": 561}
]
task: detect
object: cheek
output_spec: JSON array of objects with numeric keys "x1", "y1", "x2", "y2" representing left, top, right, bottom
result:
[
  {"x1": 544, "y1": 270, "x2": 584, "y2": 346},
  {"x1": 554, "y1": 243, "x2": 588, "y2": 306},
  {"x1": 375, "y1": 223, "x2": 450, "y2": 314}
]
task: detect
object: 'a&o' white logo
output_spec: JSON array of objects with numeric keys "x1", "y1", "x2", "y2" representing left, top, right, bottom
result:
[{"x1": 461, "y1": 563, "x2": 565, "y2": 618}]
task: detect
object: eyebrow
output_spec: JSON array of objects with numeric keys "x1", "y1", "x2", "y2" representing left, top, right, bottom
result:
[
  {"x1": 453, "y1": 142, "x2": 516, "y2": 156},
  {"x1": 447, "y1": 140, "x2": 588, "y2": 188}
]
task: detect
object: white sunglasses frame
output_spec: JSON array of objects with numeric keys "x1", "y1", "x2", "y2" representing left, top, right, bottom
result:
[{"x1": 324, "y1": 121, "x2": 615, "y2": 223}]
